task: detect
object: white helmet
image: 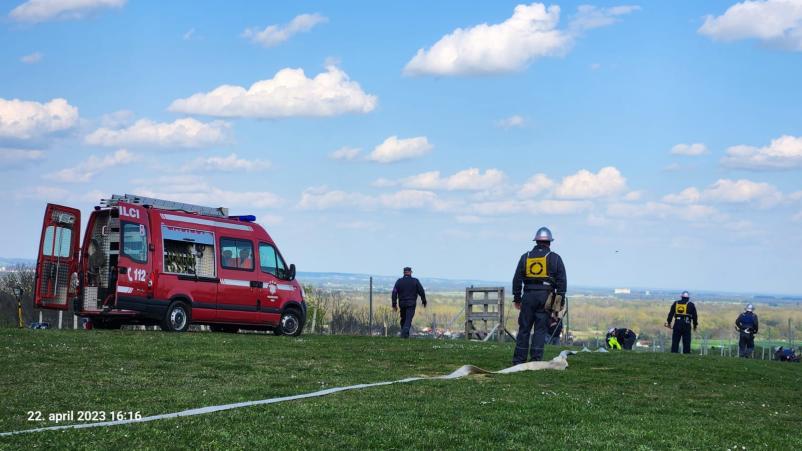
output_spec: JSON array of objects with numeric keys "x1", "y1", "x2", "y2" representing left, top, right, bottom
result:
[
  {"x1": 745, "y1": 303, "x2": 754, "y2": 312},
  {"x1": 608, "y1": 328, "x2": 616, "y2": 334},
  {"x1": 533, "y1": 227, "x2": 554, "y2": 242}
]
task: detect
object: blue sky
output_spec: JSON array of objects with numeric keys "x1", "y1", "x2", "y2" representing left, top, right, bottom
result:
[{"x1": 2, "y1": 0, "x2": 802, "y2": 294}]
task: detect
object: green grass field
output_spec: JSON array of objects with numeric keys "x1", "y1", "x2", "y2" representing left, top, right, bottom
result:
[{"x1": 0, "y1": 329, "x2": 800, "y2": 450}]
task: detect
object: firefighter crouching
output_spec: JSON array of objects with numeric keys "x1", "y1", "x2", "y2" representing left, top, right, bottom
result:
[
  {"x1": 665, "y1": 291, "x2": 698, "y2": 354},
  {"x1": 606, "y1": 327, "x2": 637, "y2": 350},
  {"x1": 735, "y1": 304, "x2": 759, "y2": 358},
  {"x1": 512, "y1": 227, "x2": 567, "y2": 364}
]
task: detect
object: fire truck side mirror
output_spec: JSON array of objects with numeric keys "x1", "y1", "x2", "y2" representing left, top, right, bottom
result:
[{"x1": 288, "y1": 264, "x2": 296, "y2": 281}]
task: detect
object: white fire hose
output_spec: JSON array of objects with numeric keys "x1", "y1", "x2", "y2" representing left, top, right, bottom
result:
[{"x1": 0, "y1": 349, "x2": 604, "y2": 437}]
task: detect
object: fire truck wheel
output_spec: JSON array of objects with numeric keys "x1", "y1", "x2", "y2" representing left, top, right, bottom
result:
[
  {"x1": 276, "y1": 309, "x2": 302, "y2": 336},
  {"x1": 162, "y1": 301, "x2": 191, "y2": 332}
]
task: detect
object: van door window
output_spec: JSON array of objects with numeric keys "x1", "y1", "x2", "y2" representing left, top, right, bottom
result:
[
  {"x1": 121, "y1": 222, "x2": 147, "y2": 263},
  {"x1": 259, "y1": 243, "x2": 287, "y2": 279},
  {"x1": 220, "y1": 238, "x2": 254, "y2": 271},
  {"x1": 42, "y1": 226, "x2": 72, "y2": 257}
]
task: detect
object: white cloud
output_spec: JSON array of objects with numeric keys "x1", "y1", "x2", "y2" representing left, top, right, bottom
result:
[
  {"x1": 401, "y1": 168, "x2": 506, "y2": 191},
  {"x1": 662, "y1": 187, "x2": 702, "y2": 205},
  {"x1": 704, "y1": 178, "x2": 783, "y2": 208},
  {"x1": 793, "y1": 211, "x2": 802, "y2": 222},
  {"x1": 371, "y1": 178, "x2": 397, "y2": 188},
  {"x1": 518, "y1": 173, "x2": 555, "y2": 198},
  {"x1": 469, "y1": 199, "x2": 591, "y2": 216},
  {"x1": 553, "y1": 166, "x2": 627, "y2": 199},
  {"x1": 379, "y1": 190, "x2": 450, "y2": 210},
  {"x1": 0, "y1": 97, "x2": 78, "y2": 141},
  {"x1": 721, "y1": 135, "x2": 802, "y2": 170},
  {"x1": 242, "y1": 13, "x2": 328, "y2": 47},
  {"x1": 607, "y1": 202, "x2": 723, "y2": 222},
  {"x1": 403, "y1": 3, "x2": 637, "y2": 76},
  {"x1": 180, "y1": 153, "x2": 270, "y2": 173},
  {"x1": 10, "y1": 0, "x2": 126, "y2": 23},
  {"x1": 85, "y1": 118, "x2": 229, "y2": 148},
  {"x1": 48, "y1": 149, "x2": 137, "y2": 183},
  {"x1": 20, "y1": 52, "x2": 43, "y2": 64},
  {"x1": 336, "y1": 220, "x2": 381, "y2": 231},
  {"x1": 132, "y1": 175, "x2": 283, "y2": 209},
  {"x1": 623, "y1": 191, "x2": 643, "y2": 201},
  {"x1": 297, "y1": 187, "x2": 374, "y2": 210},
  {"x1": 663, "y1": 179, "x2": 783, "y2": 209},
  {"x1": 168, "y1": 65, "x2": 377, "y2": 118},
  {"x1": 99, "y1": 109, "x2": 134, "y2": 128},
  {"x1": 670, "y1": 143, "x2": 708, "y2": 156},
  {"x1": 297, "y1": 187, "x2": 451, "y2": 212},
  {"x1": 568, "y1": 5, "x2": 641, "y2": 31},
  {"x1": 0, "y1": 148, "x2": 44, "y2": 166},
  {"x1": 14, "y1": 185, "x2": 71, "y2": 201},
  {"x1": 367, "y1": 136, "x2": 432, "y2": 163},
  {"x1": 698, "y1": 0, "x2": 802, "y2": 51},
  {"x1": 495, "y1": 115, "x2": 526, "y2": 128},
  {"x1": 329, "y1": 146, "x2": 362, "y2": 161},
  {"x1": 455, "y1": 215, "x2": 491, "y2": 224}
]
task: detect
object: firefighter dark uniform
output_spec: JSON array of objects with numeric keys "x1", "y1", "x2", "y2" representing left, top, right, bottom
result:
[
  {"x1": 606, "y1": 328, "x2": 637, "y2": 350},
  {"x1": 392, "y1": 267, "x2": 427, "y2": 339},
  {"x1": 512, "y1": 227, "x2": 567, "y2": 364},
  {"x1": 736, "y1": 304, "x2": 759, "y2": 358},
  {"x1": 666, "y1": 291, "x2": 698, "y2": 354}
]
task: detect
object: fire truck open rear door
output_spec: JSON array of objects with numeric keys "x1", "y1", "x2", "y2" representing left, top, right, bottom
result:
[{"x1": 35, "y1": 204, "x2": 81, "y2": 310}]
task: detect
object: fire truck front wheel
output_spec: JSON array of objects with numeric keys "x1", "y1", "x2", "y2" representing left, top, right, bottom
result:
[
  {"x1": 275, "y1": 309, "x2": 303, "y2": 336},
  {"x1": 161, "y1": 301, "x2": 191, "y2": 332}
]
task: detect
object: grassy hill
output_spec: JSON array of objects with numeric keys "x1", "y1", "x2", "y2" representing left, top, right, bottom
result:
[{"x1": 0, "y1": 329, "x2": 800, "y2": 450}]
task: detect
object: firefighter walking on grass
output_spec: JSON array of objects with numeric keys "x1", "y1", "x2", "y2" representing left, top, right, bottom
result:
[
  {"x1": 512, "y1": 227, "x2": 567, "y2": 364},
  {"x1": 665, "y1": 291, "x2": 698, "y2": 354},
  {"x1": 392, "y1": 267, "x2": 427, "y2": 339},
  {"x1": 736, "y1": 304, "x2": 759, "y2": 358}
]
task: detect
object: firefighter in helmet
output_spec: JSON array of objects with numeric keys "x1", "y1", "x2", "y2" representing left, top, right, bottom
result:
[
  {"x1": 735, "y1": 303, "x2": 759, "y2": 358},
  {"x1": 665, "y1": 291, "x2": 698, "y2": 354},
  {"x1": 512, "y1": 227, "x2": 567, "y2": 364},
  {"x1": 606, "y1": 327, "x2": 637, "y2": 350}
]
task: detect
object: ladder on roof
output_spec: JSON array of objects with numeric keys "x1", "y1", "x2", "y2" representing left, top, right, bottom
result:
[{"x1": 101, "y1": 194, "x2": 229, "y2": 218}]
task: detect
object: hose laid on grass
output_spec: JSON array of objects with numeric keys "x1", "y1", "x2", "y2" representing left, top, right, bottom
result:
[{"x1": 0, "y1": 349, "x2": 602, "y2": 437}]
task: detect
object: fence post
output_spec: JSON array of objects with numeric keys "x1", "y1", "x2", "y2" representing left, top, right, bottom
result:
[
  {"x1": 58, "y1": 310, "x2": 63, "y2": 329},
  {"x1": 368, "y1": 276, "x2": 373, "y2": 337}
]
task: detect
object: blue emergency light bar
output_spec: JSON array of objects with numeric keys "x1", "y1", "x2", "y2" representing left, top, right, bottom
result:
[{"x1": 229, "y1": 215, "x2": 256, "y2": 222}]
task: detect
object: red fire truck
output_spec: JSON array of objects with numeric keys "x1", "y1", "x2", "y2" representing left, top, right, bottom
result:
[{"x1": 34, "y1": 194, "x2": 306, "y2": 335}]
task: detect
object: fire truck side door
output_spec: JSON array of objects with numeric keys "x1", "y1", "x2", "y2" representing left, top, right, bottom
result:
[
  {"x1": 116, "y1": 204, "x2": 152, "y2": 300},
  {"x1": 35, "y1": 204, "x2": 81, "y2": 310},
  {"x1": 257, "y1": 242, "x2": 289, "y2": 325},
  {"x1": 217, "y1": 238, "x2": 260, "y2": 323}
]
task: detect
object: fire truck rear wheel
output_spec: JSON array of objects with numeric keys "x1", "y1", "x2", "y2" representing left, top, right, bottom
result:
[
  {"x1": 162, "y1": 301, "x2": 191, "y2": 332},
  {"x1": 276, "y1": 309, "x2": 302, "y2": 336}
]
